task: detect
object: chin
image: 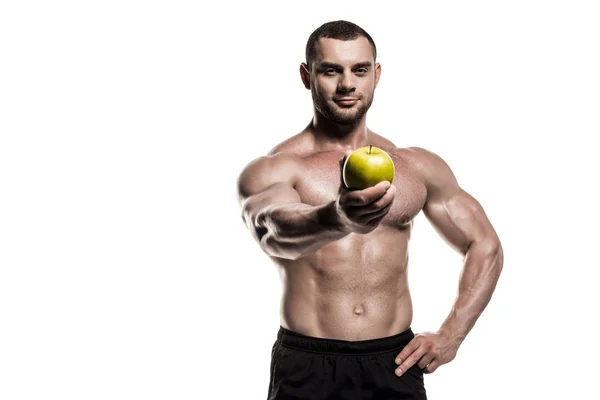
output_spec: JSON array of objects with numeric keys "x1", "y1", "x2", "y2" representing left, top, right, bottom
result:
[
  {"x1": 334, "y1": 108, "x2": 366, "y2": 124},
  {"x1": 315, "y1": 100, "x2": 366, "y2": 124},
  {"x1": 332, "y1": 114, "x2": 362, "y2": 125}
]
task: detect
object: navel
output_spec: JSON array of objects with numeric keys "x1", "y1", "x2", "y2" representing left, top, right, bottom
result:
[{"x1": 353, "y1": 305, "x2": 365, "y2": 316}]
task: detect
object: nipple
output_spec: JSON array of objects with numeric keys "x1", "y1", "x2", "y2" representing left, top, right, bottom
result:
[{"x1": 353, "y1": 305, "x2": 364, "y2": 315}]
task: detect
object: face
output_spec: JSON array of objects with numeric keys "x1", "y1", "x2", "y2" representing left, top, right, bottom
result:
[{"x1": 301, "y1": 37, "x2": 381, "y2": 125}]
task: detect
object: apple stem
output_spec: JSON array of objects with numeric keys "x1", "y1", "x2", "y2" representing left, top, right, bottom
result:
[{"x1": 369, "y1": 145, "x2": 372, "y2": 154}]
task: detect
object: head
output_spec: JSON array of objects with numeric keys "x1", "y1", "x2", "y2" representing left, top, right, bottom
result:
[{"x1": 301, "y1": 20, "x2": 381, "y2": 125}]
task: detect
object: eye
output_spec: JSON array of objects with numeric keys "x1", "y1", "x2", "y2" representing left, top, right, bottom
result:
[
  {"x1": 355, "y1": 68, "x2": 368, "y2": 75},
  {"x1": 324, "y1": 68, "x2": 338, "y2": 76}
]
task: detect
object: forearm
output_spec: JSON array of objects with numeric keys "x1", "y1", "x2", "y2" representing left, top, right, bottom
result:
[
  {"x1": 254, "y1": 201, "x2": 349, "y2": 260},
  {"x1": 439, "y1": 238, "x2": 504, "y2": 346}
]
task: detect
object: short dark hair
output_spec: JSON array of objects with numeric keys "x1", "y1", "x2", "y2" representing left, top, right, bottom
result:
[{"x1": 305, "y1": 20, "x2": 377, "y2": 68}]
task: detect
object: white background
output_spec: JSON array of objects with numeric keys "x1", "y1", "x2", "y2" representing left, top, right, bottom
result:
[{"x1": 1, "y1": 1, "x2": 599, "y2": 399}]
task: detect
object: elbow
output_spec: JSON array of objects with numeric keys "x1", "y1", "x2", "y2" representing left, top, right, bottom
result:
[
  {"x1": 259, "y1": 233, "x2": 278, "y2": 256},
  {"x1": 260, "y1": 234, "x2": 301, "y2": 260},
  {"x1": 241, "y1": 202, "x2": 270, "y2": 244},
  {"x1": 482, "y1": 237, "x2": 504, "y2": 278},
  {"x1": 487, "y1": 235, "x2": 503, "y2": 267},
  {"x1": 243, "y1": 202, "x2": 301, "y2": 260},
  {"x1": 468, "y1": 235, "x2": 504, "y2": 274},
  {"x1": 476, "y1": 234, "x2": 503, "y2": 259},
  {"x1": 494, "y1": 242, "x2": 504, "y2": 274}
]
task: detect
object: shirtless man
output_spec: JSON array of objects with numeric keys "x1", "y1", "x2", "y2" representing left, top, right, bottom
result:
[{"x1": 236, "y1": 20, "x2": 503, "y2": 400}]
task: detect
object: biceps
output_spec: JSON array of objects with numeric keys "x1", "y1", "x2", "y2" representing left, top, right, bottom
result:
[{"x1": 423, "y1": 189, "x2": 493, "y2": 254}]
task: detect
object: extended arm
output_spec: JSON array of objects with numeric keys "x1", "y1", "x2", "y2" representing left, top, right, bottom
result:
[{"x1": 237, "y1": 153, "x2": 349, "y2": 260}]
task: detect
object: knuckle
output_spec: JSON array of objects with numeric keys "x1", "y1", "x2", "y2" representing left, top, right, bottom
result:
[
  {"x1": 345, "y1": 194, "x2": 357, "y2": 204},
  {"x1": 374, "y1": 195, "x2": 391, "y2": 209},
  {"x1": 408, "y1": 355, "x2": 420, "y2": 365},
  {"x1": 372, "y1": 199, "x2": 384, "y2": 209},
  {"x1": 347, "y1": 209, "x2": 360, "y2": 220},
  {"x1": 388, "y1": 191, "x2": 396, "y2": 202}
]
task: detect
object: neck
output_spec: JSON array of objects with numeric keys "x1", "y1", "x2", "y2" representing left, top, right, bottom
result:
[{"x1": 309, "y1": 111, "x2": 371, "y2": 151}]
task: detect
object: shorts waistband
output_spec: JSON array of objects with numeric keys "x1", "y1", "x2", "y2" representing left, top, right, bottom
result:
[{"x1": 276, "y1": 326, "x2": 414, "y2": 355}]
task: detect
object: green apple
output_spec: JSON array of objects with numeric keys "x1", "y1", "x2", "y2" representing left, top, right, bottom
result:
[{"x1": 343, "y1": 145, "x2": 395, "y2": 190}]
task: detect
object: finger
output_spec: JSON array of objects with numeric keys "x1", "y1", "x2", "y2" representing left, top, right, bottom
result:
[
  {"x1": 363, "y1": 215, "x2": 386, "y2": 232},
  {"x1": 394, "y1": 339, "x2": 421, "y2": 375},
  {"x1": 418, "y1": 354, "x2": 435, "y2": 371},
  {"x1": 361, "y1": 201, "x2": 393, "y2": 223},
  {"x1": 343, "y1": 181, "x2": 391, "y2": 206},
  {"x1": 345, "y1": 181, "x2": 391, "y2": 205},
  {"x1": 395, "y1": 338, "x2": 420, "y2": 365},
  {"x1": 349, "y1": 187, "x2": 394, "y2": 218},
  {"x1": 358, "y1": 185, "x2": 396, "y2": 214},
  {"x1": 396, "y1": 346, "x2": 427, "y2": 376},
  {"x1": 422, "y1": 359, "x2": 439, "y2": 374}
]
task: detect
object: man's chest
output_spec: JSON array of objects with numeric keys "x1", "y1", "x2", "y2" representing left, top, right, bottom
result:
[{"x1": 294, "y1": 153, "x2": 427, "y2": 228}]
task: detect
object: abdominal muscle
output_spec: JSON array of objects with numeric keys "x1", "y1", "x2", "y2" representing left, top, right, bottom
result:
[{"x1": 274, "y1": 226, "x2": 414, "y2": 341}]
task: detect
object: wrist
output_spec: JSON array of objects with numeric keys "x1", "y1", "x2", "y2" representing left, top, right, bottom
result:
[
  {"x1": 438, "y1": 324, "x2": 467, "y2": 348},
  {"x1": 322, "y1": 201, "x2": 350, "y2": 235}
]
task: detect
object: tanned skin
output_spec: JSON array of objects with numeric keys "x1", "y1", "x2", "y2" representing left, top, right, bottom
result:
[{"x1": 237, "y1": 36, "x2": 503, "y2": 376}]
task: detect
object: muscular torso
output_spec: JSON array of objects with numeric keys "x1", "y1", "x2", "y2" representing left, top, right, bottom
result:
[{"x1": 269, "y1": 132, "x2": 428, "y2": 340}]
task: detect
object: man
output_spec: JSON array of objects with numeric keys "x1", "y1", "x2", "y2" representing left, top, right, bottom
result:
[{"x1": 236, "y1": 20, "x2": 503, "y2": 400}]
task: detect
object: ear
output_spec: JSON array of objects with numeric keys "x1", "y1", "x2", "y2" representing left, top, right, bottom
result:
[
  {"x1": 374, "y1": 62, "x2": 381, "y2": 88},
  {"x1": 300, "y1": 63, "x2": 311, "y2": 90}
]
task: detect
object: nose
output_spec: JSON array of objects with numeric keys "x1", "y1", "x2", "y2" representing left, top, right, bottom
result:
[{"x1": 337, "y1": 71, "x2": 356, "y2": 93}]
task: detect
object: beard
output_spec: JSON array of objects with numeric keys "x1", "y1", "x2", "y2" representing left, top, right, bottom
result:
[{"x1": 312, "y1": 89, "x2": 374, "y2": 125}]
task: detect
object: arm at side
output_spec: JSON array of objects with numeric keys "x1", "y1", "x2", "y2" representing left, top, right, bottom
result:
[
  {"x1": 237, "y1": 153, "x2": 349, "y2": 260},
  {"x1": 406, "y1": 147, "x2": 504, "y2": 347}
]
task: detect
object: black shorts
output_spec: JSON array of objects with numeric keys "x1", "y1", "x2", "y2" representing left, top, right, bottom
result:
[{"x1": 267, "y1": 326, "x2": 427, "y2": 400}]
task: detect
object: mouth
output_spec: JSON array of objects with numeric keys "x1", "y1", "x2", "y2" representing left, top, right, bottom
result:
[{"x1": 334, "y1": 97, "x2": 359, "y2": 107}]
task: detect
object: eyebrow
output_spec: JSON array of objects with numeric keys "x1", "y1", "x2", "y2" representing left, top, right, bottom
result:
[{"x1": 316, "y1": 61, "x2": 373, "y2": 70}]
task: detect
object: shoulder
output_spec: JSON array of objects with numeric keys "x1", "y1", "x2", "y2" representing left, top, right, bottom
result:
[
  {"x1": 392, "y1": 146, "x2": 448, "y2": 168},
  {"x1": 237, "y1": 129, "x2": 315, "y2": 191},
  {"x1": 391, "y1": 146, "x2": 459, "y2": 196},
  {"x1": 236, "y1": 151, "x2": 302, "y2": 202}
]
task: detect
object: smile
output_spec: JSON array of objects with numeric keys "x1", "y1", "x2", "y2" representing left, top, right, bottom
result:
[{"x1": 335, "y1": 98, "x2": 359, "y2": 106}]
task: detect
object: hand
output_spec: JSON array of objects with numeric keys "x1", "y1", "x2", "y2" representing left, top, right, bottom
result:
[
  {"x1": 394, "y1": 331, "x2": 459, "y2": 376},
  {"x1": 335, "y1": 150, "x2": 396, "y2": 235}
]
